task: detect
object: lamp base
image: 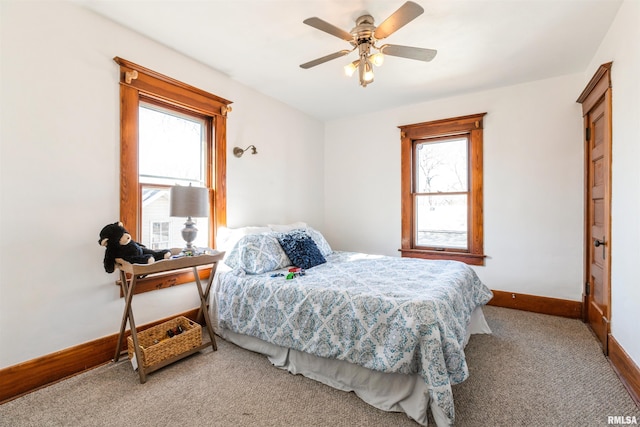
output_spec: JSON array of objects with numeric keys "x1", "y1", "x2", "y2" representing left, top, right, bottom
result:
[{"x1": 181, "y1": 216, "x2": 199, "y2": 254}]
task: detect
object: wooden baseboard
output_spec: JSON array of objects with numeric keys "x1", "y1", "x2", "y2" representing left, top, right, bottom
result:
[
  {"x1": 608, "y1": 334, "x2": 640, "y2": 407},
  {"x1": 0, "y1": 308, "x2": 200, "y2": 404},
  {"x1": 488, "y1": 289, "x2": 582, "y2": 318}
]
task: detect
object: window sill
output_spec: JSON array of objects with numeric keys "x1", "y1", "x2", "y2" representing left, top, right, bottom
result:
[{"x1": 399, "y1": 249, "x2": 486, "y2": 266}]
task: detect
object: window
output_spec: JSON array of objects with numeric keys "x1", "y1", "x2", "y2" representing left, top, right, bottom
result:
[
  {"x1": 399, "y1": 113, "x2": 486, "y2": 265},
  {"x1": 115, "y1": 57, "x2": 231, "y2": 293},
  {"x1": 415, "y1": 136, "x2": 469, "y2": 249},
  {"x1": 138, "y1": 101, "x2": 209, "y2": 250}
]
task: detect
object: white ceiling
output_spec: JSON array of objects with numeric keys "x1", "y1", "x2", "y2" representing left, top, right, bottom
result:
[{"x1": 77, "y1": 0, "x2": 622, "y2": 121}]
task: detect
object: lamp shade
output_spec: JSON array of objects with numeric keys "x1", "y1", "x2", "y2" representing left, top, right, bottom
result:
[{"x1": 170, "y1": 185, "x2": 209, "y2": 218}]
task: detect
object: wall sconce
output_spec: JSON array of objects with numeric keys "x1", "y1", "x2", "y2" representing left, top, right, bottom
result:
[{"x1": 233, "y1": 145, "x2": 258, "y2": 158}]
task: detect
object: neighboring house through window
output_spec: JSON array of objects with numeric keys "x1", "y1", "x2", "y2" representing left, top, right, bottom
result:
[
  {"x1": 150, "y1": 221, "x2": 170, "y2": 250},
  {"x1": 399, "y1": 113, "x2": 486, "y2": 266}
]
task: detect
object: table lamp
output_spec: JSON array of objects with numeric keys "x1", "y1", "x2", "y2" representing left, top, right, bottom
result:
[{"x1": 170, "y1": 184, "x2": 209, "y2": 253}]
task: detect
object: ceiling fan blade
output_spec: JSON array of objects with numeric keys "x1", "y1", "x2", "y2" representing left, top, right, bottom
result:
[
  {"x1": 380, "y1": 44, "x2": 438, "y2": 62},
  {"x1": 300, "y1": 50, "x2": 352, "y2": 69},
  {"x1": 374, "y1": 1, "x2": 424, "y2": 40},
  {"x1": 303, "y1": 17, "x2": 353, "y2": 42},
  {"x1": 380, "y1": 44, "x2": 437, "y2": 62}
]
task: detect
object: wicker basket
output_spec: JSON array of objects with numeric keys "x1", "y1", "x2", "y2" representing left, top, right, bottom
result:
[{"x1": 127, "y1": 316, "x2": 201, "y2": 369}]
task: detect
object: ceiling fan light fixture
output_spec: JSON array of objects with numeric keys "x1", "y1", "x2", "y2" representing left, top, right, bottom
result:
[
  {"x1": 364, "y1": 60, "x2": 373, "y2": 83},
  {"x1": 370, "y1": 52, "x2": 384, "y2": 67},
  {"x1": 344, "y1": 60, "x2": 358, "y2": 77},
  {"x1": 360, "y1": 60, "x2": 374, "y2": 86},
  {"x1": 364, "y1": 65, "x2": 374, "y2": 83}
]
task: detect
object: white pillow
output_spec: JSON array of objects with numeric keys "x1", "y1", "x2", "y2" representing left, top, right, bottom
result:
[
  {"x1": 217, "y1": 226, "x2": 270, "y2": 252},
  {"x1": 267, "y1": 222, "x2": 307, "y2": 232},
  {"x1": 306, "y1": 227, "x2": 332, "y2": 256},
  {"x1": 224, "y1": 233, "x2": 291, "y2": 274}
]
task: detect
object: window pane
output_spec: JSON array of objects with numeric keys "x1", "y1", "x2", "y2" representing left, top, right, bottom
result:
[
  {"x1": 139, "y1": 103, "x2": 206, "y2": 187},
  {"x1": 415, "y1": 194, "x2": 467, "y2": 249},
  {"x1": 416, "y1": 138, "x2": 468, "y2": 193},
  {"x1": 140, "y1": 186, "x2": 209, "y2": 250}
]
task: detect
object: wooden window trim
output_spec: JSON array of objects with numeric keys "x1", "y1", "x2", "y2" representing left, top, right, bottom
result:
[
  {"x1": 399, "y1": 113, "x2": 486, "y2": 266},
  {"x1": 114, "y1": 57, "x2": 231, "y2": 294}
]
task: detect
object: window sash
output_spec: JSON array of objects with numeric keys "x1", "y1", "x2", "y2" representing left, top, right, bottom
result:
[
  {"x1": 140, "y1": 184, "x2": 210, "y2": 250},
  {"x1": 414, "y1": 193, "x2": 469, "y2": 250},
  {"x1": 414, "y1": 136, "x2": 469, "y2": 194},
  {"x1": 138, "y1": 100, "x2": 208, "y2": 188}
]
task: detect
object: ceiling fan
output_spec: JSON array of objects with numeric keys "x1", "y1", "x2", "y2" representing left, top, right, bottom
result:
[{"x1": 300, "y1": 1, "x2": 437, "y2": 88}]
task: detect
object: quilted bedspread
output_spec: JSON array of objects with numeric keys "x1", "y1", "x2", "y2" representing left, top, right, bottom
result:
[{"x1": 213, "y1": 251, "x2": 493, "y2": 423}]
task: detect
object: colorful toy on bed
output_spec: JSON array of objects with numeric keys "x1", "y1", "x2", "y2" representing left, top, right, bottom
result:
[
  {"x1": 98, "y1": 221, "x2": 171, "y2": 273},
  {"x1": 286, "y1": 267, "x2": 305, "y2": 279}
]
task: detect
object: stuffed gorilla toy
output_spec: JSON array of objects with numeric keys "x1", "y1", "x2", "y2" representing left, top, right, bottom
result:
[{"x1": 99, "y1": 222, "x2": 171, "y2": 273}]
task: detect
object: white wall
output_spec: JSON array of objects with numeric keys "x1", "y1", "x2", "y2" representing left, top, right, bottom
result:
[
  {"x1": 325, "y1": 73, "x2": 586, "y2": 302},
  {"x1": 0, "y1": 1, "x2": 324, "y2": 368},
  {"x1": 584, "y1": 0, "x2": 640, "y2": 366}
]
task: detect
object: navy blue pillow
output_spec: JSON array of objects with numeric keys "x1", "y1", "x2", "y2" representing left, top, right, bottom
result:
[{"x1": 277, "y1": 230, "x2": 326, "y2": 270}]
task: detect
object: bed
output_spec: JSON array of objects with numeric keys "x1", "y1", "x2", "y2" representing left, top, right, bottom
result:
[{"x1": 209, "y1": 225, "x2": 493, "y2": 426}]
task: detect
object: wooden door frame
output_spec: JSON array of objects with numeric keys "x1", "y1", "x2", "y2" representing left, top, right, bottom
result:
[{"x1": 577, "y1": 62, "x2": 613, "y2": 353}]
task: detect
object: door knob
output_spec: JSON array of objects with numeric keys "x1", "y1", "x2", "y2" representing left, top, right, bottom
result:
[{"x1": 594, "y1": 238, "x2": 606, "y2": 259}]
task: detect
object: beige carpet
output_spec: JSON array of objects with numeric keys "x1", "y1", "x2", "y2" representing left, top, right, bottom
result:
[{"x1": 1, "y1": 306, "x2": 638, "y2": 426}]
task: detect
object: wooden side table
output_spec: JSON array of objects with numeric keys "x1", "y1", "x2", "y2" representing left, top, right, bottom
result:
[{"x1": 113, "y1": 250, "x2": 224, "y2": 383}]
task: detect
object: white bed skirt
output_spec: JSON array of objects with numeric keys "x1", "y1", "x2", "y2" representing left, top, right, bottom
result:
[{"x1": 216, "y1": 307, "x2": 491, "y2": 426}]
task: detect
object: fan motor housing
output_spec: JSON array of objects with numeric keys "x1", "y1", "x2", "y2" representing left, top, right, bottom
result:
[{"x1": 351, "y1": 15, "x2": 376, "y2": 43}]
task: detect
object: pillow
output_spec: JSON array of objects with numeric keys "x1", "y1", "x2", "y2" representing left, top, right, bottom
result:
[
  {"x1": 305, "y1": 227, "x2": 332, "y2": 256},
  {"x1": 217, "y1": 226, "x2": 271, "y2": 252},
  {"x1": 224, "y1": 234, "x2": 291, "y2": 274},
  {"x1": 276, "y1": 229, "x2": 326, "y2": 270},
  {"x1": 268, "y1": 222, "x2": 307, "y2": 232}
]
